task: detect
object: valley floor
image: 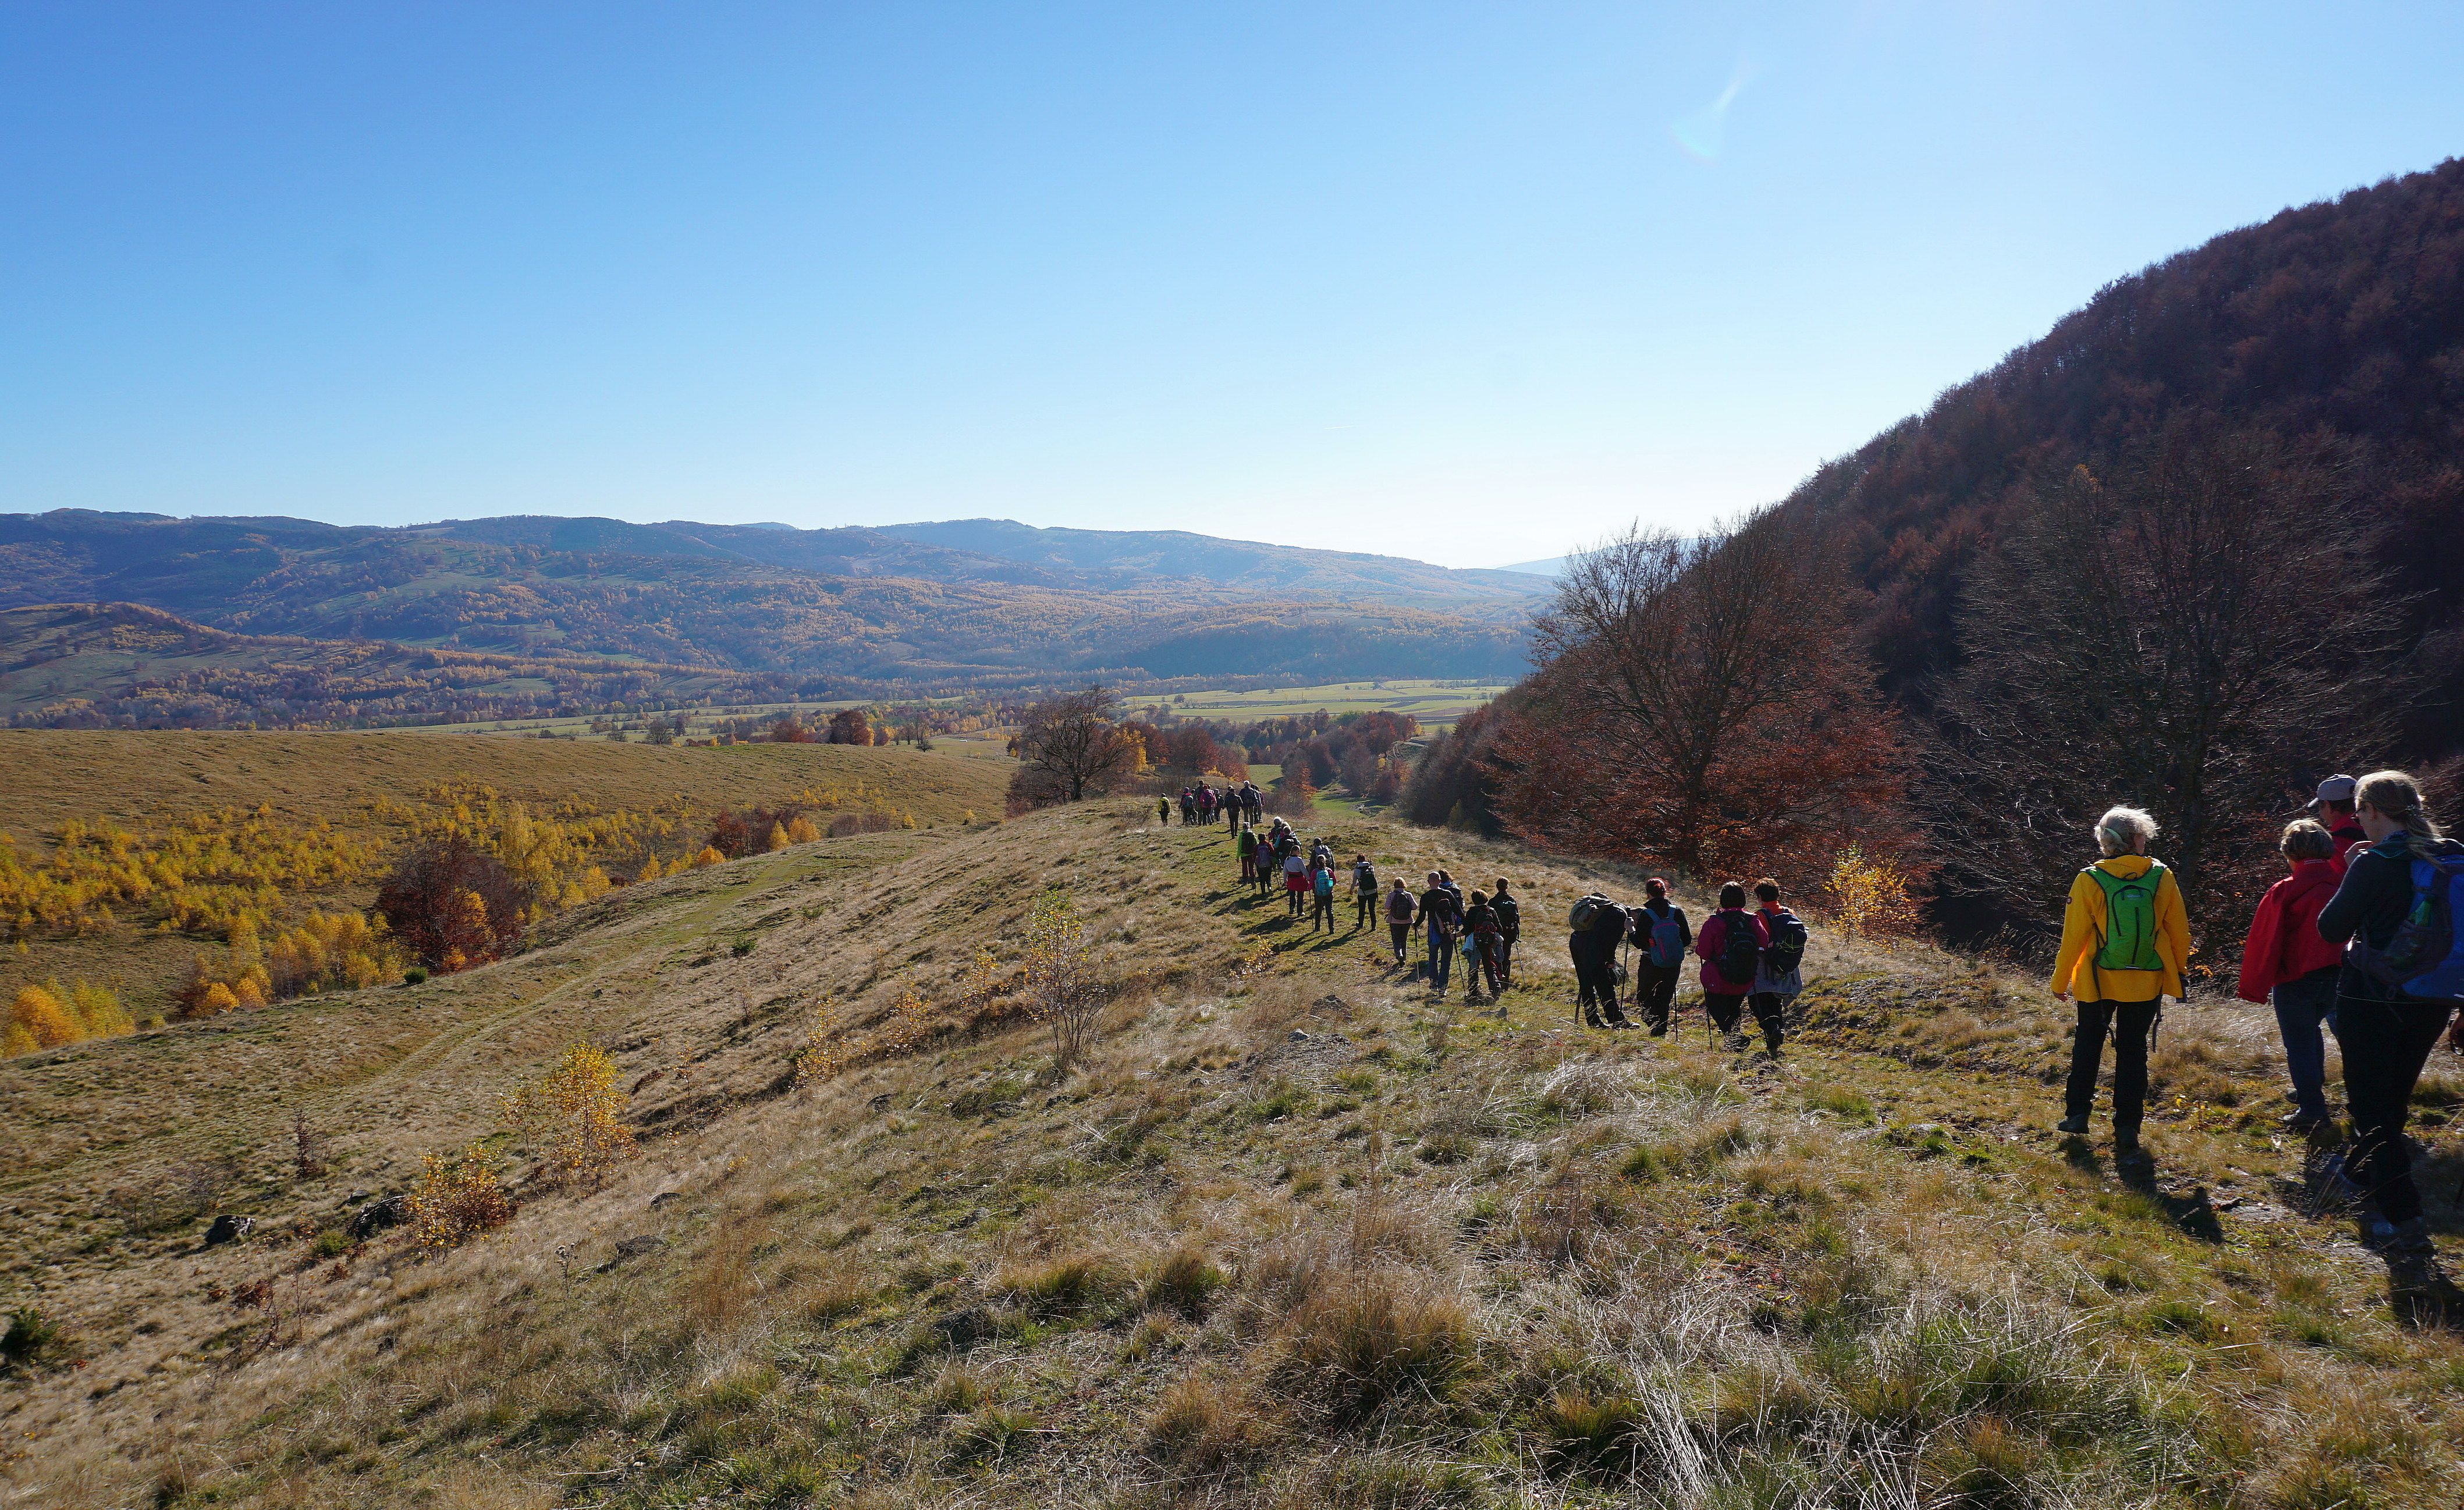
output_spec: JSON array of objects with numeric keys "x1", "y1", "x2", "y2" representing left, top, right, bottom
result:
[{"x1": 3, "y1": 802, "x2": 2461, "y2": 1508}]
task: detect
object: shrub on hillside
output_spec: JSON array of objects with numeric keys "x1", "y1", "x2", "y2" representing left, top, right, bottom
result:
[
  {"x1": 500, "y1": 1043, "x2": 637, "y2": 1188},
  {"x1": 407, "y1": 1143, "x2": 513, "y2": 1249},
  {"x1": 2, "y1": 980, "x2": 130, "y2": 1057},
  {"x1": 375, "y1": 836, "x2": 530, "y2": 972}
]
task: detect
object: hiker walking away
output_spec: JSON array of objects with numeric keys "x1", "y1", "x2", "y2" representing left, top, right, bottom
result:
[
  {"x1": 1629, "y1": 877, "x2": 1692, "y2": 1036},
  {"x1": 2315, "y1": 769, "x2": 2464, "y2": 1267},
  {"x1": 2236, "y1": 819, "x2": 2346, "y2": 1131},
  {"x1": 1237, "y1": 823, "x2": 1258, "y2": 884},
  {"x1": 1748, "y1": 879, "x2": 1808, "y2": 1056},
  {"x1": 1384, "y1": 877, "x2": 1416, "y2": 965},
  {"x1": 1180, "y1": 788, "x2": 1197, "y2": 825},
  {"x1": 1244, "y1": 783, "x2": 1262, "y2": 823},
  {"x1": 1416, "y1": 871, "x2": 1462, "y2": 995},
  {"x1": 1226, "y1": 790, "x2": 1242, "y2": 833},
  {"x1": 1696, "y1": 883, "x2": 1770, "y2": 1047},
  {"x1": 1491, "y1": 879, "x2": 1521, "y2": 988},
  {"x1": 2309, "y1": 774, "x2": 2369, "y2": 876},
  {"x1": 1283, "y1": 844, "x2": 1309, "y2": 918},
  {"x1": 2050, "y1": 806, "x2": 2189, "y2": 1157},
  {"x1": 1156, "y1": 794, "x2": 1172, "y2": 827},
  {"x1": 1310, "y1": 858, "x2": 1337, "y2": 932},
  {"x1": 1568, "y1": 893, "x2": 1633, "y2": 1029},
  {"x1": 1352, "y1": 855, "x2": 1379, "y2": 931},
  {"x1": 1464, "y1": 889, "x2": 1506, "y2": 1002}
]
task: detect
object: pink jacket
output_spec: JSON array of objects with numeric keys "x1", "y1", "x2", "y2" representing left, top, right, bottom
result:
[{"x1": 1695, "y1": 908, "x2": 1769, "y2": 994}]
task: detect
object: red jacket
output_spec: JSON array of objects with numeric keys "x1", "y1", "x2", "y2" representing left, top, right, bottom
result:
[
  {"x1": 1696, "y1": 908, "x2": 1769, "y2": 994},
  {"x1": 2235, "y1": 859, "x2": 2345, "y2": 1001},
  {"x1": 2327, "y1": 822, "x2": 2368, "y2": 877}
]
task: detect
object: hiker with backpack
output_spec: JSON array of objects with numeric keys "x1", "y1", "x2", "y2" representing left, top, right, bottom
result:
[
  {"x1": 1282, "y1": 844, "x2": 1309, "y2": 918},
  {"x1": 1180, "y1": 788, "x2": 1197, "y2": 825},
  {"x1": 2315, "y1": 769, "x2": 2464, "y2": 1267},
  {"x1": 1491, "y1": 878, "x2": 1521, "y2": 988},
  {"x1": 1416, "y1": 871, "x2": 1463, "y2": 995},
  {"x1": 1352, "y1": 855, "x2": 1379, "y2": 930},
  {"x1": 1629, "y1": 878, "x2": 1692, "y2": 1035},
  {"x1": 2236, "y1": 819, "x2": 2347, "y2": 1132},
  {"x1": 1226, "y1": 791, "x2": 1242, "y2": 833},
  {"x1": 1384, "y1": 877, "x2": 1417, "y2": 965},
  {"x1": 1237, "y1": 823, "x2": 1258, "y2": 884},
  {"x1": 1696, "y1": 883, "x2": 1770, "y2": 1048},
  {"x1": 2050, "y1": 805, "x2": 2189, "y2": 1157},
  {"x1": 1464, "y1": 889, "x2": 1506, "y2": 1003},
  {"x1": 1309, "y1": 857, "x2": 1338, "y2": 932},
  {"x1": 1568, "y1": 893, "x2": 1634, "y2": 1029},
  {"x1": 1156, "y1": 794, "x2": 1172, "y2": 826},
  {"x1": 1748, "y1": 879, "x2": 1808, "y2": 1055}
]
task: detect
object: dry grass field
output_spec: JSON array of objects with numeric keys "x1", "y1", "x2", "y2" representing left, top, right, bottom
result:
[
  {"x1": 3, "y1": 797, "x2": 2462, "y2": 1508},
  {"x1": 0, "y1": 730, "x2": 1010, "y2": 1020}
]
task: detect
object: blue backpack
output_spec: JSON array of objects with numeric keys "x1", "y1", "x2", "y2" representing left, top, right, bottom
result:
[
  {"x1": 1644, "y1": 906, "x2": 1687, "y2": 968},
  {"x1": 2352, "y1": 844, "x2": 2464, "y2": 1004}
]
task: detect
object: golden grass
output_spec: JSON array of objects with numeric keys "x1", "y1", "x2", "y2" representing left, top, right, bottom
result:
[{"x1": 2, "y1": 794, "x2": 2461, "y2": 1507}]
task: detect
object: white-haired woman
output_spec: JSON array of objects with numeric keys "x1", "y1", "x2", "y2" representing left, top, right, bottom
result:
[
  {"x1": 2316, "y1": 770, "x2": 2463, "y2": 1265},
  {"x1": 2050, "y1": 805, "x2": 2190, "y2": 1155}
]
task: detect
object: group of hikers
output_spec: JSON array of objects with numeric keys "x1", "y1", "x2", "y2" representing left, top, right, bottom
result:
[
  {"x1": 2068, "y1": 769, "x2": 2464, "y2": 1269},
  {"x1": 1160, "y1": 781, "x2": 1261, "y2": 829},
  {"x1": 1171, "y1": 762, "x2": 2464, "y2": 1277},
  {"x1": 1215, "y1": 807, "x2": 1817, "y2": 1047}
]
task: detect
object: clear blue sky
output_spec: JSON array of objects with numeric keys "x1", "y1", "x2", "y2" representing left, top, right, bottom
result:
[{"x1": 4, "y1": 3, "x2": 2460, "y2": 569}]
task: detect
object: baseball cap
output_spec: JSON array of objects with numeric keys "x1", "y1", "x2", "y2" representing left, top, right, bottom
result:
[{"x1": 2305, "y1": 774, "x2": 2358, "y2": 813}]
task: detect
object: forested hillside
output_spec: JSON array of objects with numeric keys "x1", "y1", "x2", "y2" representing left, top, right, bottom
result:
[
  {"x1": 1777, "y1": 155, "x2": 2464, "y2": 754},
  {"x1": 1437, "y1": 158, "x2": 2464, "y2": 953}
]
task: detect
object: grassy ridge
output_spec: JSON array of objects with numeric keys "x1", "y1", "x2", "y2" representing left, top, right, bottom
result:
[{"x1": 3, "y1": 799, "x2": 2459, "y2": 1506}]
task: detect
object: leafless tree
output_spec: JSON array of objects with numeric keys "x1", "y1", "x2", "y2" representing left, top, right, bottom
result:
[
  {"x1": 1518, "y1": 514, "x2": 1902, "y2": 877},
  {"x1": 1007, "y1": 687, "x2": 1136, "y2": 811},
  {"x1": 1931, "y1": 421, "x2": 2406, "y2": 943}
]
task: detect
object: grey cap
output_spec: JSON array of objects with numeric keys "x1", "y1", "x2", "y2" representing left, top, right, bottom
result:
[{"x1": 2306, "y1": 774, "x2": 2358, "y2": 812}]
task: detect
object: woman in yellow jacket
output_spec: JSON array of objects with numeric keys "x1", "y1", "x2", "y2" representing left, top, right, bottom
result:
[{"x1": 2050, "y1": 805, "x2": 2190, "y2": 1155}]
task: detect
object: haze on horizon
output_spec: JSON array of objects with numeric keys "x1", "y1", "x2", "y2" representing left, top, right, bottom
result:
[{"x1": 4, "y1": 3, "x2": 2461, "y2": 570}]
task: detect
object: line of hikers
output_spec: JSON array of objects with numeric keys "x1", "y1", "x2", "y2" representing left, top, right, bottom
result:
[
  {"x1": 1187, "y1": 765, "x2": 2464, "y2": 1275},
  {"x1": 2061, "y1": 771, "x2": 2463, "y2": 1274},
  {"x1": 1159, "y1": 781, "x2": 1261, "y2": 829}
]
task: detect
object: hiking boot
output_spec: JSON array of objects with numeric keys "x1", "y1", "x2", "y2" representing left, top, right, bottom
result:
[
  {"x1": 1646, "y1": 1024, "x2": 1667, "y2": 1038},
  {"x1": 2114, "y1": 1132, "x2": 2145, "y2": 1159},
  {"x1": 2320, "y1": 1150, "x2": 2369, "y2": 1205},
  {"x1": 2055, "y1": 1114, "x2": 2090, "y2": 1135},
  {"x1": 2282, "y1": 1108, "x2": 2330, "y2": 1133},
  {"x1": 2363, "y1": 1214, "x2": 2434, "y2": 1256}
]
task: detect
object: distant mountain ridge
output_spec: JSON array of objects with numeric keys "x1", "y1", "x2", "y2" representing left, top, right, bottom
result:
[{"x1": 0, "y1": 510, "x2": 1538, "y2": 708}]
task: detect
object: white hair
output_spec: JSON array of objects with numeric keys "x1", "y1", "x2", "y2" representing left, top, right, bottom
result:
[{"x1": 2094, "y1": 805, "x2": 2158, "y2": 858}]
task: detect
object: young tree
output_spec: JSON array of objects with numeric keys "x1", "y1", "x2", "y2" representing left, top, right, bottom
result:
[
  {"x1": 1500, "y1": 518, "x2": 1912, "y2": 882},
  {"x1": 1022, "y1": 892, "x2": 1103, "y2": 1080},
  {"x1": 1931, "y1": 422, "x2": 2405, "y2": 941},
  {"x1": 1006, "y1": 687, "x2": 1137, "y2": 813}
]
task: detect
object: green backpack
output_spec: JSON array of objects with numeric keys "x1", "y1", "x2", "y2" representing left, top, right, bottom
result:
[{"x1": 2085, "y1": 861, "x2": 2168, "y2": 972}]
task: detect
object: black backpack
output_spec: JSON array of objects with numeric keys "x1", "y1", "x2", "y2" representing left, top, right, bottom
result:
[
  {"x1": 1761, "y1": 908, "x2": 1808, "y2": 975},
  {"x1": 1493, "y1": 894, "x2": 1519, "y2": 935},
  {"x1": 1713, "y1": 909, "x2": 1762, "y2": 986}
]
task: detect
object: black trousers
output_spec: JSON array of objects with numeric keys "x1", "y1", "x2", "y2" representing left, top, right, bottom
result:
[
  {"x1": 1705, "y1": 991, "x2": 1785, "y2": 1046},
  {"x1": 1494, "y1": 934, "x2": 1517, "y2": 986},
  {"x1": 1356, "y1": 892, "x2": 1376, "y2": 928},
  {"x1": 1311, "y1": 893, "x2": 1334, "y2": 930},
  {"x1": 1388, "y1": 921, "x2": 1411, "y2": 961},
  {"x1": 1571, "y1": 944, "x2": 1627, "y2": 1025},
  {"x1": 2065, "y1": 1000, "x2": 2160, "y2": 1134},
  {"x1": 1633, "y1": 962, "x2": 1681, "y2": 1031},
  {"x1": 2337, "y1": 993, "x2": 2456, "y2": 1225}
]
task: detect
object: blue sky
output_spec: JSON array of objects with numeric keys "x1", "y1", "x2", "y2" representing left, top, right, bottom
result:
[{"x1": 3, "y1": 3, "x2": 2460, "y2": 569}]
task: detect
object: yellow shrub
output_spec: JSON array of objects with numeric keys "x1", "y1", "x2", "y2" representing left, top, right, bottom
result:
[
  {"x1": 8, "y1": 985, "x2": 79, "y2": 1050},
  {"x1": 636, "y1": 857, "x2": 663, "y2": 886},
  {"x1": 765, "y1": 822, "x2": 792, "y2": 853},
  {"x1": 501, "y1": 1043, "x2": 638, "y2": 1187},
  {"x1": 408, "y1": 1143, "x2": 513, "y2": 1249},
  {"x1": 690, "y1": 846, "x2": 725, "y2": 869},
  {"x1": 786, "y1": 816, "x2": 821, "y2": 844},
  {"x1": 195, "y1": 981, "x2": 239, "y2": 1017},
  {"x1": 1826, "y1": 846, "x2": 1923, "y2": 941}
]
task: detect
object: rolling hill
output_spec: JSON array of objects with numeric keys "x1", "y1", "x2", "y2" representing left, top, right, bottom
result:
[{"x1": 2, "y1": 796, "x2": 2457, "y2": 1507}]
